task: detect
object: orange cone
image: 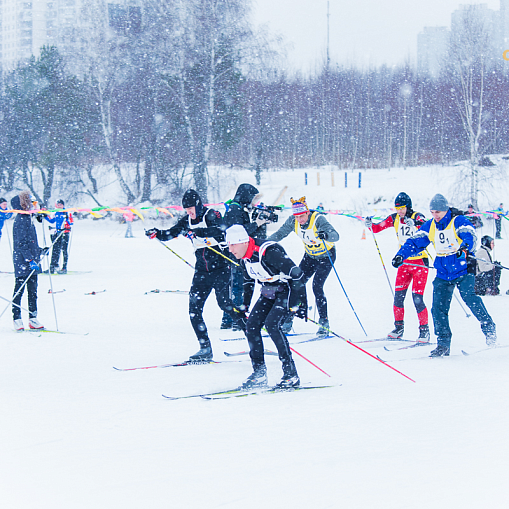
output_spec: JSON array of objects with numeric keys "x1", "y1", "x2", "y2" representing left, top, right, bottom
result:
[{"x1": 361, "y1": 229, "x2": 366, "y2": 240}]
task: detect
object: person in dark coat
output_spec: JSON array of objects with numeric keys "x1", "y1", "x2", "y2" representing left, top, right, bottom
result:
[
  {"x1": 11, "y1": 191, "x2": 47, "y2": 331},
  {"x1": 474, "y1": 236, "x2": 502, "y2": 296},
  {"x1": 221, "y1": 183, "x2": 269, "y2": 329},
  {"x1": 146, "y1": 189, "x2": 247, "y2": 361}
]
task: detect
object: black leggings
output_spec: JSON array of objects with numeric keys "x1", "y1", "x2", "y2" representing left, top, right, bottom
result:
[
  {"x1": 51, "y1": 232, "x2": 70, "y2": 270},
  {"x1": 246, "y1": 291, "x2": 297, "y2": 376},
  {"x1": 189, "y1": 266, "x2": 239, "y2": 346},
  {"x1": 299, "y1": 249, "x2": 335, "y2": 320},
  {"x1": 13, "y1": 274, "x2": 38, "y2": 320}
]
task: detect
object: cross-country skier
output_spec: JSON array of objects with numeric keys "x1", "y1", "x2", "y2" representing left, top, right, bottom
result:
[
  {"x1": 466, "y1": 204, "x2": 483, "y2": 229},
  {"x1": 494, "y1": 203, "x2": 504, "y2": 239},
  {"x1": 392, "y1": 193, "x2": 497, "y2": 357},
  {"x1": 474, "y1": 235, "x2": 501, "y2": 296},
  {"x1": 220, "y1": 183, "x2": 270, "y2": 330},
  {"x1": 44, "y1": 199, "x2": 73, "y2": 274},
  {"x1": 0, "y1": 197, "x2": 13, "y2": 241},
  {"x1": 226, "y1": 224, "x2": 307, "y2": 388},
  {"x1": 145, "y1": 189, "x2": 246, "y2": 361},
  {"x1": 365, "y1": 192, "x2": 430, "y2": 341},
  {"x1": 11, "y1": 191, "x2": 48, "y2": 331},
  {"x1": 268, "y1": 196, "x2": 339, "y2": 336}
]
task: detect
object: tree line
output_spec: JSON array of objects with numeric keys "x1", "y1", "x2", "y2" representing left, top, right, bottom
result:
[{"x1": 0, "y1": 0, "x2": 507, "y2": 206}]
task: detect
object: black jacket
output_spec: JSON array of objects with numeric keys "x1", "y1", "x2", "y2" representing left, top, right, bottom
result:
[
  {"x1": 11, "y1": 195, "x2": 41, "y2": 278},
  {"x1": 224, "y1": 183, "x2": 266, "y2": 239}
]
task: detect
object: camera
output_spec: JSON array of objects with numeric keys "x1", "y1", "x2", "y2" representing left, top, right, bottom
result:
[{"x1": 251, "y1": 205, "x2": 283, "y2": 223}]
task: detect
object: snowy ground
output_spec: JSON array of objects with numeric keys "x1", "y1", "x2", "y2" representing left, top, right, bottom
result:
[{"x1": 2, "y1": 166, "x2": 509, "y2": 508}]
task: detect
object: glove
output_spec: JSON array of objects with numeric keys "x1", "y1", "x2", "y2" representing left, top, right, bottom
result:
[
  {"x1": 317, "y1": 231, "x2": 328, "y2": 240},
  {"x1": 392, "y1": 255, "x2": 404, "y2": 268},
  {"x1": 29, "y1": 260, "x2": 41, "y2": 272},
  {"x1": 41, "y1": 247, "x2": 50, "y2": 257},
  {"x1": 456, "y1": 242, "x2": 469, "y2": 258},
  {"x1": 365, "y1": 216, "x2": 373, "y2": 228},
  {"x1": 185, "y1": 230, "x2": 196, "y2": 240},
  {"x1": 404, "y1": 217, "x2": 415, "y2": 228},
  {"x1": 145, "y1": 228, "x2": 162, "y2": 240},
  {"x1": 36, "y1": 214, "x2": 44, "y2": 223}
]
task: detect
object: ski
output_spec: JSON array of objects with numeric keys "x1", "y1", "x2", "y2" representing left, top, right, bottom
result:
[
  {"x1": 22, "y1": 329, "x2": 88, "y2": 335},
  {"x1": 220, "y1": 332, "x2": 308, "y2": 342},
  {"x1": 114, "y1": 359, "x2": 242, "y2": 371},
  {"x1": 292, "y1": 334, "x2": 333, "y2": 344},
  {"x1": 40, "y1": 270, "x2": 92, "y2": 276},
  {"x1": 384, "y1": 341, "x2": 436, "y2": 351},
  {"x1": 85, "y1": 290, "x2": 106, "y2": 295},
  {"x1": 201, "y1": 385, "x2": 335, "y2": 400},
  {"x1": 354, "y1": 337, "x2": 417, "y2": 344},
  {"x1": 461, "y1": 345, "x2": 509, "y2": 356},
  {"x1": 224, "y1": 349, "x2": 278, "y2": 357},
  {"x1": 145, "y1": 289, "x2": 189, "y2": 295}
]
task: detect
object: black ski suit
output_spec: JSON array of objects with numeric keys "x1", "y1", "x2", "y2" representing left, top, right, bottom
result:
[
  {"x1": 240, "y1": 238, "x2": 307, "y2": 377},
  {"x1": 158, "y1": 201, "x2": 244, "y2": 347}
]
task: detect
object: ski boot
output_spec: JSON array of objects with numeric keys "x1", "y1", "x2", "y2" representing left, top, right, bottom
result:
[
  {"x1": 29, "y1": 318, "x2": 45, "y2": 330},
  {"x1": 13, "y1": 319, "x2": 24, "y2": 332},
  {"x1": 57, "y1": 267, "x2": 67, "y2": 274},
  {"x1": 316, "y1": 318, "x2": 330, "y2": 336},
  {"x1": 241, "y1": 364, "x2": 268, "y2": 390},
  {"x1": 417, "y1": 324, "x2": 430, "y2": 343},
  {"x1": 387, "y1": 320, "x2": 404, "y2": 340},
  {"x1": 189, "y1": 342, "x2": 213, "y2": 362},
  {"x1": 429, "y1": 344, "x2": 450, "y2": 357},
  {"x1": 276, "y1": 359, "x2": 300, "y2": 388},
  {"x1": 486, "y1": 332, "x2": 497, "y2": 348}
]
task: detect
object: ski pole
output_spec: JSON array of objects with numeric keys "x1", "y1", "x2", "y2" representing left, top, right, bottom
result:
[
  {"x1": 156, "y1": 239, "x2": 195, "y2": 270},
  {"x1": 368, "y1": 225, "x2": 395, "y2": 297},
  {"x1": 206, "y1": 245, "x2": 240, "y2": 267},
  {"x1": 0, "y1": 268, "x2": 37, "y2": 319},
  {"x1": 306, "y1": 317, "x2": 416, "y2": 383},
  {"x1": 0, "y1": 294, "x2": 30, "y2": 313},
  {"x1": 289, "y1": 346, "x2": 331, "y2": 377},
  {"x1": 468, "y1": 254, "x2": 509, "y2": 271},
  {"x1": 322, "y1": 240, "x2": 368, "y2": 337}
]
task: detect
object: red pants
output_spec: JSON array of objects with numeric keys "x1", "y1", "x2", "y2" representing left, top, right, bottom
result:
[{"x1": 393, "y1": 260, "x2": 429, "y2": 325}]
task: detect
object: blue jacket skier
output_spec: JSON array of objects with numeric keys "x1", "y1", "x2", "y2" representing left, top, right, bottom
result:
[{"x1": 392, "y1": 194, "x2": 496, "y2": 356}]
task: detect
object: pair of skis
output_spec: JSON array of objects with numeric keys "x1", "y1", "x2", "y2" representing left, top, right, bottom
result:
[{"x1": 162, "y1": 384, "x2": 335, "y2": 401}]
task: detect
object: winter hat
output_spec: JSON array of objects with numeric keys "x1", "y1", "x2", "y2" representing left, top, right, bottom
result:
[
  {"x1": 182, "y1": 189, "x2": 204, "y2": 216},
  {"x1": 225, "y1": 225, "x2": 250, "y2": 245},
  {"x1": 429, "y1": 194, "x2": 449, "y2": 211},
  {"x1": 56, "y1": 199, "x2": 65, "y2": 206},
  {"x1": 481, "y1": 235, "x2": 494, "y2": 249},
  {"x1": 290, "y1": 196, "x2": 309, "y2": 216},
  {"x1": 394, "y1": 192, "x2": 412, "y2": 209},
  {"x1": 0, "y1": 197, "x2": 6, "y2": 204}
]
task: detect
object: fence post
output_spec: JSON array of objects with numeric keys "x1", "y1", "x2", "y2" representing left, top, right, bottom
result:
[
  {"x1": 317, "y1": 172, "x2": 320, "y2": 186},
  {"x1": 331, "y1": 171, "x2": 335, "y2": 187},
  {"x1": 345, "y1": 172, "x2": 347, "y2": 188},
  {"x1": 358, "y1": 172, "x2": 362, "y2": 188},
  {"x1": 305, "y1": 172, "x2": 308, "y2": 185}
]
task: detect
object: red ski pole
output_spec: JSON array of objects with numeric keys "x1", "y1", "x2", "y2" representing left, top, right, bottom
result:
[
  {"x1": 289, "y1": 346, "x2": 331, "y2": 378},
  {"x1": 307, "y1": 318, "x2": 416, "y2": 383}
]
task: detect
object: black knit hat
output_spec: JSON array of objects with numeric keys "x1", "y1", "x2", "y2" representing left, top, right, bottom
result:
[
  {"x1": 481, "y1": 235, "x2": 494, "y2": 249},
  {"x1": 395, "y1": 192, "x2": 412, "y2": 209},
  {"x1": 57, "y1": 199, "x2": 65, "y2": 206},
  {"x1": 0, "y1": 197, "x2": 6, "y2": 204},
  {"x1": 182, "y1": 189, "x2": 204, "y2": 216}
]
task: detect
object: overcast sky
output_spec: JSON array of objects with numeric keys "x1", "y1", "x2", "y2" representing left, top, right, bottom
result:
[{"x1": 251, "y1": 0, "x2": 501, "y2": 71}]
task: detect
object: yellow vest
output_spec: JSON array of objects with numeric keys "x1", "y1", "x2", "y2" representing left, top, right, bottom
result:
[
  {"x1": 294, "y1": 211, "x2": 335, "y2": 256},
  {"x1": 428, "y1": 216, "x2": 462, "y2": 256},
  {"x1": 394, "y1": 212, "x2": 427, "y2": 260}
]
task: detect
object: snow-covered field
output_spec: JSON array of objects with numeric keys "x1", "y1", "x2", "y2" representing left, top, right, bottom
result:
[{"x1": 2, "y1": 165, "x2": 509, "y2": 508}]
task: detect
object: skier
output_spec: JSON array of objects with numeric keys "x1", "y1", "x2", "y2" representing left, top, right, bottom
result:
[
  {"x1": 365, "y1": 192, "x2": 430, "y2": 341},
  {"x1": 145, "y1": 189, "x2": 246, "y2": 361},
  {"x1": 220, "y1": 183, "x2": 270, "y2": 330},
  {"x1": 123, "y1": 210, "x2": 135, "y2": 238},
  {"x1": 0, "y1": 197, "x2": 13, "y2": 241},
  {"x1": 466, "y1": 204, "x2": 483, "y2": 229},
  {"x1": 226, "y1": 224, "x2": 307, "y2": 388},
  {"x1": 11, "y1": 191, "x2": 48, "y2": 331},
  {"x1": 268, "y1": 196, "x2": 339, "y2": 336},
  {"x1": 392, "y1": 193, "x2": 497, "y2": 357},
  {"x1": 44, "y1": 199, "x2": 73, "y2": 274},
  {"x1": 474, "y1": 236, "x2": 501, "y2": 296}
]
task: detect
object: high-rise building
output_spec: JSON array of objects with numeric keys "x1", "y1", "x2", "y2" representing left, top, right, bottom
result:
[{"x1": 417, "y1": 26, "x2": 449, "y2": 78}]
